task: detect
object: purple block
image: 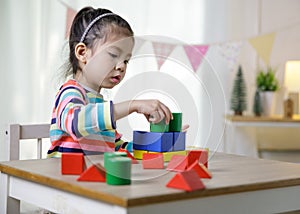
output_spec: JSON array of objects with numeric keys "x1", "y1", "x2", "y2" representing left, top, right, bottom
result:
[
  {"x1": 173, "y1": 132, "x2": 186, "y2": 151},
  {"x1": 133, "y1": 131, "x2": 173, "y2": 152}
]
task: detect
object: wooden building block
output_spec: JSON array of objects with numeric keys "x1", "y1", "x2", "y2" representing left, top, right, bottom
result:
[
  {"x1": 106, "y1": 157, "x2": 131, "y2": 185},
  {"x1": 61, "y1": 153, "x2": 84, "y2": 175},
  {"x1": 150, "y1": 119, "x2": 169, "y2": 132},
  {"x1": 169, "y1": 113, "x2": 182, "y2": 132},
  {"x1": 187, "y1": 161, "x2": 212, "y2": 179},
  {"x1": 166, "y1": 155, "x2": 188, "y2": 172},
  {"x1": 142, "y1": 153, "x2": 164, "y2": 169},
  {"x1": 104, "y1": 152, "x2": 127, "y2": 168},
  {"x1": 118, "y1": 149, "x2": 139, "y2": 164},
  {"x1": 173, "y1": 132, "x2": 186, "y2": 151},
  {"x1": 134, "y1": 150, "x2": 187, "y2": 162},
  {"x1": 166, "y1": 170, "x2": 205, "y2": 191},
  {"x1": 133, "y1": 131, "x2": 173, "y2": 152},
  {"x1": 77, "y1": 164, "x2": 106, "y2": 182},
  {"x1": 187, "y1": 149, "x2": 208, "y2": 168}
]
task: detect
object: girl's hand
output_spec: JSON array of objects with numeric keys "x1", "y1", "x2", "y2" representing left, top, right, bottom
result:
[
  {"x1": 131, "y1": 100, "x2": 173, "y2": 124},
  {"x1": 182, "y1": 124, "x2": 190, "y2": 132}
]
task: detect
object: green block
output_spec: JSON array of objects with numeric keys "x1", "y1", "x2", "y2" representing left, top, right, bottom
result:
[
  {"x1": 169, "y1": 113, "x2": 182, "y2": 132},
  {"x1": 150, "y1": 119, "x2": 169, "y2": 132},
  {"x1": 106, "y1": 157, "x2": 131, "y2": 185},
  {"x1": 104, "y1": 152, "x2": 127, "y2": 169}
]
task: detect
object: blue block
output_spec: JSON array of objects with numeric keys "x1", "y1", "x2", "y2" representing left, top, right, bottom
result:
[
  {"x1": 133, "y1": 131, "x2": 173, "y2": 152},
  {"x1": 173, "y1": 132, "x2": 186, "y2": 151}
]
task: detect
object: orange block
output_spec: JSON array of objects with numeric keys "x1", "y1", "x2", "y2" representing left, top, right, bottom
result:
[
  {"x1": 187, "y1": 161, "x2": 212, "y2": 179},
  {"x1": 61, "y1": 153, "x2": 84, "y2": 175},
  {"x1": 166, "y1": 170, "x2": 205, "y2": 191},
  {"x1": 166, "y1": 155, "x2": 188, "y2": 172},
  {"x1": 187, "y1": 149, "x2": 208, "y2": 168},
  {"x1": 142, "y1": 153, "x2": 164, "y2": 169},
  {"x1": 77, "y1": 164, "x2": 106, "y2": 182},
  {"x1": 118, "y1": 149, "x2": 138, "y2": 164}
]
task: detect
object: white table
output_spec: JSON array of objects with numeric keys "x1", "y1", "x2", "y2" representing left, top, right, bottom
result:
[
  {"x1": 2, "y1": 153, "x2": 300, "y2": 214},
  {"x1": 224, "y1": 115, "x2": 300, "y2": 157}
]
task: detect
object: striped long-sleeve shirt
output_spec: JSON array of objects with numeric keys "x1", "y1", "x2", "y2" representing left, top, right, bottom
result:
[{"x1": 47, "y1": 79, "x2": 123, "y2": 158}]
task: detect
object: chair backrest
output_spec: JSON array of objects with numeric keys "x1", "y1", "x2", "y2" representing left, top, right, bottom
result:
[{"x1": 5, "y1": 124, "x2": 50, "y2": 161}]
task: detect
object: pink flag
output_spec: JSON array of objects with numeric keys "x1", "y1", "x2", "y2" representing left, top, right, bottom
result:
[
  {"x1": 65, "y1": 7, "x2": 77, "y2": 39},
  {"x1": 184, "y1": 45, "x2": 209, "y2": 72},
  {"x1": 152, "y1": 42, "x2": 176, "y2": 69}
]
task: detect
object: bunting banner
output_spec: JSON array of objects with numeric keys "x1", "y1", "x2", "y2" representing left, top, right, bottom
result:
[
  {"x1": 183, "y1": 45, "x2": 209, "y2": 72},
  {"x1": 152, "y1": 42, "x2": 177, "y2": 69},
  {"x1": 248, "y1": 32, "x2": 276, "y2": 65},
  {"x1": 217, "y1": 41, "x2": 243, "y2": 72},
  {"x1": 65, "y1": 7, "x2": 77, "y2": 38}
]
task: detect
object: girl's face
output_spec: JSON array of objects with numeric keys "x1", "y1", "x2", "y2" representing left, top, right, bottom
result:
[{"x1": 78, "y1": 34, "x2": 134, "y2": 92}]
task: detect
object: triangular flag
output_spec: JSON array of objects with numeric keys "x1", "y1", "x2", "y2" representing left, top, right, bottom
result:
[
  {"x1": 132, "y1": 37, "x2": 146, "y2": 55},
  {"x1": 166, "y1": 170, "x2": 205, "y2": 191},
  {"x1": 65, "y1": 7, "x2": 77, "y2": 39},
  {"x1": 218, "y1": 41, "x2": 243, "y2": 72},
  {"x1": 248, "y1": 32, "x2": 275, "y2": 65},
  {"x1": 77, "y1": 164, "x2": 106, "y2": 182},
  {"x1": 166, "y1": 155, "x2": 188, "y2": 172},
  {"x1": 184, "y1": 45, "x2": 209, "y2": 72},
  {"x1": 187, "y1": 161, "x2": 212, "y2": 179},
  {"x1": 152, "y1": 42, "x2": 176, "y2": 69}
]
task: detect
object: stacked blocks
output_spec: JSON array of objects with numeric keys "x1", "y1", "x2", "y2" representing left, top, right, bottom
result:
[{"x1": 133, "y1": 113, "x2": 186, "y2": 161}]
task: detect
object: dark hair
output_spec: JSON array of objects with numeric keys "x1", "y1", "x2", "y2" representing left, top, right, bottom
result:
[{"x1": 65, "y1": 7, "x2": 134, "y2": 78}]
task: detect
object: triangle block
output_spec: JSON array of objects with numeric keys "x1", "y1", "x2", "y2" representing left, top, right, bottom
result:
[
  {"x1": 77, "y1": 164, "x2": 106, "y2": 182},
  {"x1": 118, "y1": 149, "x2": 139, "y2": 164},
  {"x1": 166, "y1": 155, "x2": 188, "y2": 172},
  {"x1": 166, "y1": 170, "x2": 205, "y2": 191},
  {"x1": 187, "y1": 161, "x2": 212, "y2": 179},
  {"x1": 142, "y1": 153, "x2": 164, "y2": 169}
]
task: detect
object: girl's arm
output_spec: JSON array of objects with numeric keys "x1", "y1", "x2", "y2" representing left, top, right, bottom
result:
[{"x1": 113, "y1": 100, "x2": 173, "y2": 124}]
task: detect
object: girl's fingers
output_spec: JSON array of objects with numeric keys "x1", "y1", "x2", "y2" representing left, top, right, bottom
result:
[{"x1": 181, "y1": 124, "x2": 190, "y2": 132}]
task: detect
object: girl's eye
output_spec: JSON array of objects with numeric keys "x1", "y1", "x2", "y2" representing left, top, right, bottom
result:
[
  {"x1": 109, "y1": 52, "x2": 118, "y2": 58},
  {"x1": 124, "y1": 60, "x2": 129, "y2": 65}
]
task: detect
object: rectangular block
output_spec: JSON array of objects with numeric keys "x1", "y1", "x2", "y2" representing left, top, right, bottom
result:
[
  {"x1": 173, "y1": 132, "x2": 186, "y2": 151},
  {"x1": 133, "y1": 150, "x2": 187, "y2": 162},
  {"x1": 133, "y1": 131, "x2": 173, "y2": 152},
  {"x1": 150, "y1": 119, "x2": 169, "y2": 132}
]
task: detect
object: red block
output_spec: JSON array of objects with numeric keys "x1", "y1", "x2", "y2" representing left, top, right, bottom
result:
[
  {"x1": 142, "y1": 153, "x2": 164, "y2": 169},
  {"x1": 61, "y1": 153, "x2": 84, "y2": 175},
  {"x1": 118, "y1": 148, "x2": 138, "y2": 164},
  {"x1": 166, "y1": 155, "x2": 188, "y2": 172},
  {"x1": 166, "y1": 170, "x2": 205, "y2": 191},
  {"x1": 77, "y1": 164, "x2": 106, "y2": 182},
  {"x1": 187, "y1": 149, "x2": 208, "y2": 168},
  {"x1": 187, "y1": 161, "x2": 212, "y2": 179}
]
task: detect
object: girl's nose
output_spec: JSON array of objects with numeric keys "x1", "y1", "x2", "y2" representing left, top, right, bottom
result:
[{"x1": 115, "y1": 61, "x2": 126, "y2": 72}]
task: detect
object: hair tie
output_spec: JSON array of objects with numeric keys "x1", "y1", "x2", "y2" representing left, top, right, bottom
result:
[{"x1": 79, "y1": 13, "x2": 115, "y2": 43}]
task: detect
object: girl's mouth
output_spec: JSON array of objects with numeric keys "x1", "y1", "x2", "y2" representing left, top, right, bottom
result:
[{"x1": 111, "y1": 75, "x2": 121, "y2": 83}]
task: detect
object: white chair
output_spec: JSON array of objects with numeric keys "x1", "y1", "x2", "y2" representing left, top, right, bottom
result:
[{"x1": 5, "y1": 123, "x2": 50, "y2": 161}]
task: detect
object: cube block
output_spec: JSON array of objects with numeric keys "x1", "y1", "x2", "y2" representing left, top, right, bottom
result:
[{"x1": 61, "y1": 153, "x2": 84, "y2": 175}]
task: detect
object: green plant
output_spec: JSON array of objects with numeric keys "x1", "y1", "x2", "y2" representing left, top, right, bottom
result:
[{"x1": 256, "y1": 67, "x2": 279, "y2": 91}]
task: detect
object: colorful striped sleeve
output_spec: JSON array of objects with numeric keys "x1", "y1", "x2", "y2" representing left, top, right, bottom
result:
[{"x1": 55, "y1": 83, "x2": 116, "y2": 140}]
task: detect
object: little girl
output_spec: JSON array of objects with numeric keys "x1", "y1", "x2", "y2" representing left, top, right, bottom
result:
[{"x1": 47, "y1": 7, "x2": 172, "y2": 157}]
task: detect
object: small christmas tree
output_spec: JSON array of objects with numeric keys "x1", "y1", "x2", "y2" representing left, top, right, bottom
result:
[
  {"x1": 230, "y1": 65, "x2": 247, "y2": 115},
  {"x1": 253, "y1": 90, "x2": 262, "y2": 116}
]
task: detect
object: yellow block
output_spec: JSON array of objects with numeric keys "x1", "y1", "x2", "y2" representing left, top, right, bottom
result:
[{"x1": 133, "y1": 150, "x2": 187, "y2": 162}]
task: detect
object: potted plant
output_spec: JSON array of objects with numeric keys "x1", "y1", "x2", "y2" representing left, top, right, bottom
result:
[{"x1": 256, "y1": 67, "x2": 279, "y2": 116}]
